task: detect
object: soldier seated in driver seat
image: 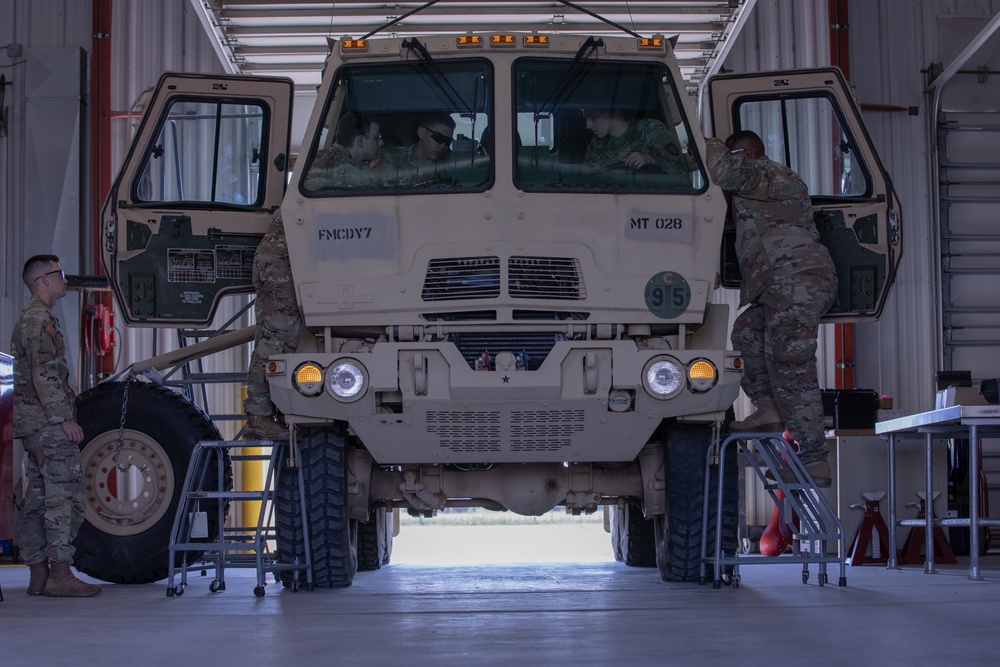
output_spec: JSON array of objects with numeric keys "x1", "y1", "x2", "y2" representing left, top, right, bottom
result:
[{"x1": 581, "y1": 108, "x2": 688, "y2": 176}]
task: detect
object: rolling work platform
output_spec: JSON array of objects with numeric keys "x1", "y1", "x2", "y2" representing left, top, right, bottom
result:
[
  {"x1": 167, "y1": 438, "x2": 312, "y2": 597},
  {"x1": 700, "y1": 433, "x2": 847, "y2": 588}
]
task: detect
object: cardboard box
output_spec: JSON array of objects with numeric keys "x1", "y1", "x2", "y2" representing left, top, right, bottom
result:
[{"x1": 935, "y1": 386, "x2": 989, "y2": 409}]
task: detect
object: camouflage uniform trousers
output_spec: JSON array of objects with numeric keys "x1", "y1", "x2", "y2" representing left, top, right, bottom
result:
[
  {"x1": 245, "y1": 216, "x2": 303, "y2": 417},
  {"x1": 18, "y1": 424, "x2": 86, "y2": 565},
  {"x1": 731, "y1": 267, "x2": 837, "y2": 464}
]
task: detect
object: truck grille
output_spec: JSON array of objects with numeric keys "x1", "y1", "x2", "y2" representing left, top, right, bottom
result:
[
  {"x1": 449, "y1": 332, "x2": 562, "y2": 371},
  {"x1": 425, "y1": 410, "x2": 585, "y2": 454},
  {"x1": 421, "y1": 256, "x2": 585, "y2": 301},
  {"x1": 422, "y1": 257, "x2": 500, "y2": 301},
  {"x1": 509, "y1": 256, "x2": 586, "y2": 300},
  {"x1": 426, "y1": 411, "x2": 501, "y2": 452}
]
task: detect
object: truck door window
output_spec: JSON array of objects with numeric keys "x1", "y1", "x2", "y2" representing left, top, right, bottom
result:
[
  {"x1": 514, "y1": 59, "x2": 704, "y2": 192},
  {"x1": 300, "y1": 60, "x2": 492, "y2": 194},
  {"x1": 734, "y1": 95, "x2": 871, "y2": 198},
  {"x1": 132, "y1": 99, "x2": 266, "y2": 206}
]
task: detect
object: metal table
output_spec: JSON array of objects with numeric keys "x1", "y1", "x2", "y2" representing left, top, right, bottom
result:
[{"x1": 876, "y1": 405, "x2": 1000, "y2": 579}]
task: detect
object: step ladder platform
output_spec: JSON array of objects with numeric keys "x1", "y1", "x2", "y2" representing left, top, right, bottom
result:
[
  {"x1": 699, "y1": 434, "x2": 848, "y2": 589},
  {"x1": 166, "y1": 439, "x2": 313, "y2": 598}
]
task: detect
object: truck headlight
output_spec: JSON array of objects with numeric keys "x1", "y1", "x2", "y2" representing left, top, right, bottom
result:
[
  {"x1": 326, "y1": 360, "x2": 367, "y2": 402},
  {"x1": 294, "y1": 362, "x2": 324, "y2": 396},
  {"x1": 643, "y1": 357, "x2": 684, "y2": 399},
  {"x1": 688, "y1": 359, "x2": 717, "y2": 392}
]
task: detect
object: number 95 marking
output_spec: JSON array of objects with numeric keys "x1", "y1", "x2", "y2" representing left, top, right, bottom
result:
[{"x1": 644, "y1": 271, "x2": 691, "y2": 319}]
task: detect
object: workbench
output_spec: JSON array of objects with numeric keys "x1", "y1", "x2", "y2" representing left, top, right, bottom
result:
[{"x1": 876, "y1": 405, "x2": 1000, "y2": 579}]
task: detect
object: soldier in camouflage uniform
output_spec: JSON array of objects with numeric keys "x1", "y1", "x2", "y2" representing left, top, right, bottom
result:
[
  {"x1": 302, "y1": 112, "x2": 385, "y2": 191},
  {"x1": 11, "y1": 255, "x2": 101, "y2": 596},
  {"x1": 379, "y1": 112, "x2": 456, "y2": 186},
  {"x1": 705, "y1": 131, "x2": 838, "y2": 487},
  {"x1": 583, "y1": 108, "x2": 688, "y2": 177},
  {"x1": 243, "y1": 212, "x2": 303, "y2": 440}
]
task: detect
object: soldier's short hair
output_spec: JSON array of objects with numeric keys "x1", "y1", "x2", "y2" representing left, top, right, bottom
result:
[
  {"x1": 22, "y1": 254, "x2": 60, "y2": 287},
  {"x1": 726, "y1": 130, "x2": 765, "y2": 156},
  {"x1": 336, "y1": 111, "x2": 378, "y2": 147},
  {"x1": 418, "y1": 112, "x2": 456, "y2": 131}
]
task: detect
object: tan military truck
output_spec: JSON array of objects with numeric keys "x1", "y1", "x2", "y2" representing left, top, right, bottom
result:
[{"x1": 73, "y1": 27, "x2": 900, "y2": 586}]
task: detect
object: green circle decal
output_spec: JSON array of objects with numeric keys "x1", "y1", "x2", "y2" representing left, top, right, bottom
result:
[{"x1": 644, "y1": 271, "x2": 691, "y2": 319}]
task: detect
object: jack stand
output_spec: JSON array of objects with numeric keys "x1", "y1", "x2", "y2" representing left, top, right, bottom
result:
[
  {"x1": 898, "y1": 492, "x2": 957, "y2": 565},
  {"x1": 847, "y1": 492, "x2": 893, "y2": 565}
]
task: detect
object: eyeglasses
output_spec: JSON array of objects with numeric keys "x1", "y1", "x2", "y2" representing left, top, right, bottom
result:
[
  {"x1": 421, "y1": 126, "x2": 452, "y2": 146},
  {"x1": 728, "y1": 148, "x2": 747, "y2": 155},
  {"x1": 367, "y1": 131, "x2": 382, "y2": 142},
  {"x1": 34, "y1": 269, "x2": 65, "y2": 282}
]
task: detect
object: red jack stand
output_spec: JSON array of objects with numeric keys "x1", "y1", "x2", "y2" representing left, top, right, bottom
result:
[
  {"x1": 898, "y1": 493, "x2": 957, "y2": 565},
  {"x1": 847, "y1": 492, "x2": 893, "y2": 565}
]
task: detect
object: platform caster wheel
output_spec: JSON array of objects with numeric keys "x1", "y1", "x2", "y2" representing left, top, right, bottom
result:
[
  {"x1": 802, "y1": 571, "x2": 809, "y2": 584},
  {"x1": 172, "y1": 585, "x2": 185, "y2": 597},
  {"x1": 712, "y1": 580, "x2": 721, "y2": 589},
  {"x1": 290, "y1": 581, "x2": 300, "y2": 592},
  {"x1": 819, "y1": 573, "x2": 828, "y2": 587},
  {"x1": 209, "y1": 580, "x2": 222, "y2": 593},
  {"x1": 254, "y1": 586, "x2": 266, "y2": 597},
  {"x1": 838, "y1": 576, "x2": 847, "y2": 587},
  {"x1": 733, "y1": 576, "x2": 741, "y2": 589}
]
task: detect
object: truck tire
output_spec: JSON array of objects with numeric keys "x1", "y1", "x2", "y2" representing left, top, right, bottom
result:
[
  {"x1": 655, "y1": 422, "x2": 738, "y2": 582},
  {"x1": 275, "y1": 424, "x2": 358, "y2": 588},
  {"x1": 357, "y1": 506, "x2": 393, "y2": 571},
  {"x1": 610, "y1": 501, "x2": 656, "y2": 567},
  {"x1": 73, "y1": 381, "x2": 227, "y2": 584}
]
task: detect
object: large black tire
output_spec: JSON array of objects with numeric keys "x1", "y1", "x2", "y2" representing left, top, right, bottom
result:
[
  {"x1": 610, "y1": 501, "x2": 656, "y2": 567},
  {"x1": 275, "y1": 425, "x2": 357, "y2": 588},
  {"x1": 655, "y1": 422, "x2": 738, "y2": 582},
  {"x1": 73, "y1": 381, "x2": 227, "y2": 584},
  {"x1": 357, "y1": 506, "x2": 394, "y2": 571}
]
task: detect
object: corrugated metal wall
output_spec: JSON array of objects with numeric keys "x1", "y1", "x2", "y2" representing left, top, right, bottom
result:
[
  {"x1": 1, "y1": 0, "x2": 92, "y2": 393},
  {"x1": 848, "y1": 0, "x2": 1000, "y2": 414}
]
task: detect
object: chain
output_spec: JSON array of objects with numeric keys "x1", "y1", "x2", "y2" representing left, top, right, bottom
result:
[{"x1": 113, "y1": 375, "x2": 133, "y2": 472}]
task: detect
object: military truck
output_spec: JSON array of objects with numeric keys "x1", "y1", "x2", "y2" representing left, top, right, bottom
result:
[{"x1": 73, "y1": 24, "x2": 900, "y2": 586}]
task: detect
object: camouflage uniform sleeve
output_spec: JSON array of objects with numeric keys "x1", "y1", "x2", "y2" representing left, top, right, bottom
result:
[
  {"x1": 706, "y1": 138, "x2": 761, "y2": 193},
  {"x1": 21, "y1": 312, "x2": 76, "y2": 425},
  {"x1": 636, "y1": 119, "x2": 685, "y2": 174},
  {"x1": 706, "y1": 138, "x2": 807, "y2": 202}
]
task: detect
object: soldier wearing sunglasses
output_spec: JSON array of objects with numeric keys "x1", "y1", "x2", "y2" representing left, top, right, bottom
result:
[
  {"x1": 11, "y1": 255, "x2": 102, "y2": 596},
  {"x1": 381, "y1": 112, "x2": 456, "y2": 185}
]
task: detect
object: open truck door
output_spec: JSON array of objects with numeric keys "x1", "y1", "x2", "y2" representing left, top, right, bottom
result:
[
  {"x1": 100, "y1": 73, "x2": 293, "y2": 327},
  {"x1": 709, "y1": 67, "x2": 902, "y2": 321}
]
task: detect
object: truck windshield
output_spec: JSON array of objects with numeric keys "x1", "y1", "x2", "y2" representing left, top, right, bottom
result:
[
  {"x1": 300, "y1": 59, "x2": 492, "y2": 195},
  {"x1": 514, "y1": 58, "x2": 704, "y2": 193}
]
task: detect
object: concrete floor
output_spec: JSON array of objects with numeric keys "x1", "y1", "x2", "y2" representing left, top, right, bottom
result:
[{"x1": 2, "y1": 553, "x2": 999, "y2": 667}]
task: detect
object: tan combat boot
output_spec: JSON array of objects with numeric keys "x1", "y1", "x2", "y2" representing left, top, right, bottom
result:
[
  {"x1": 243, "y1": 414, "x2": 289, "y2": 441},
  {"x1": 43, "y1": 562, "x2": 102, "y2": 597},
  {"x1": 27, "y1": 562, "x2": 49, "y2": 595},
  {"x1": 730, "y1": 399, "x2": 784, "y2": 433}
]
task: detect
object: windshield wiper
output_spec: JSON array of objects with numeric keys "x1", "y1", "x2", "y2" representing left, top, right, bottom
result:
[{"x1": 534, "y1": 36, "x2": 603, "y2": 122}]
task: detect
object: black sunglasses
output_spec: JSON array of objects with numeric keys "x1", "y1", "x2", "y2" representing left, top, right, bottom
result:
[
  {"x1": 34, "y1": 269, "x2": 65, "y2": 282},
  {"x1": 421, "y1": 126, "x2": 452, "y2": 146}
]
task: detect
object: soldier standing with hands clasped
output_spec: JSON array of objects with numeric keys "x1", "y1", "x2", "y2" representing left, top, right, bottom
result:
[
  {"x1": 705, "y1": 131, "x2": 838, "y2": 487},
  {"x1": 11, "y1": 255, "x2": 101, "y2": 596}
]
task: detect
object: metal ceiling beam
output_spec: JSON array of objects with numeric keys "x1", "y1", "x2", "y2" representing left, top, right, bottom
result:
[
  {"x1": 220, "y1": 22, "x2": 727, "y2": 36},
  {"x1": 189, "y1": 0, "x2": 755, "y2": 95}
]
